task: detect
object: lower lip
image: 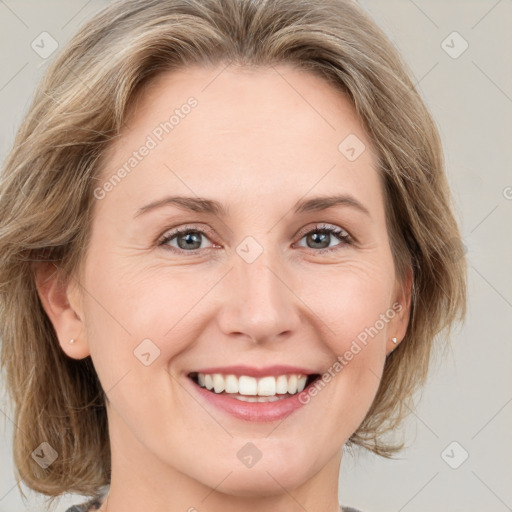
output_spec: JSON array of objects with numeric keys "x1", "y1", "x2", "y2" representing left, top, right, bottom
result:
[{"x1": 189, "y1": 378, "x2": 312, "y2": 422}]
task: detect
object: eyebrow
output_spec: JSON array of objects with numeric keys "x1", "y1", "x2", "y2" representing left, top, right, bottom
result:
[{"x1": 134, "y1": 194, "x2": 371, "y2": 219}]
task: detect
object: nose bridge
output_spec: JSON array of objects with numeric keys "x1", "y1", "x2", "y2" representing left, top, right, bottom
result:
[
  {"x1": 218, "y1": 239, "x2": 300, "y2": 342},
  {"x1": 241, "y1": 249, "x2": 283, "y2": 309}
]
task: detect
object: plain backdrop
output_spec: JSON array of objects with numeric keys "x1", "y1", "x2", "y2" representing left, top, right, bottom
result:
[{"x1": 0, "y1": 1, "x2": 511, "y2": 511}]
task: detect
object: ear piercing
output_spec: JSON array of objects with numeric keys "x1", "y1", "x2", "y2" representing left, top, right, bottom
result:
[
  {"x1": 68, "y1": 338, "x2": 75, "y2": 344},
  {"x1": 392, "y1": 337, "x2": 398, "y2": 344}
]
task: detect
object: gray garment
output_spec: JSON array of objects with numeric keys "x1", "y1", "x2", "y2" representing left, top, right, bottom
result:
[{"x1": 65, "y1": 495, "x2": 103, "y2": 512}]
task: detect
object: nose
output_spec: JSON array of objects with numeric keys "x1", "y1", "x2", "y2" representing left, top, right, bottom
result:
[{"x1": 216, "y1": 244, "x2": 302, "y2": 345}]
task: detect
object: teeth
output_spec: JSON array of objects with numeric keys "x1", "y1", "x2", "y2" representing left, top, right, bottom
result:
[
  {"x1": 225, "y1": 374, "x2": 239, "y2": 393},
  {"x1": 204, "y1": 374, "x2": 214, "y2": 390},
  {"x1": 276, "y1": 375, "x2": 288, "y2": 394},
  {"x1": 194, "y1": 372, "x2": 312, "y2": 397},
  {"x1": 288, "y1": 374, "x2": 298, "y2": 394},
  {"x1": 257, "y1": 376, "x2": 276, "y2": 396},
  {"x1": 297, "y1": 376, "x2": 307, "y2": 392},
  {"x1": 234, "y1": 395, "x2": 282, "y2": 402},
  {"x1": 213, "y1": 373, "x2": 224, "y2": 393},
  {"x1": 238, "y1": 376, "x2": 258, "y2": 395}
]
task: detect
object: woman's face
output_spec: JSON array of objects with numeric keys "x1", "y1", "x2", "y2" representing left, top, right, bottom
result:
[{"x1": 61, "y1": 64, "x2": 410, "y2": 495}]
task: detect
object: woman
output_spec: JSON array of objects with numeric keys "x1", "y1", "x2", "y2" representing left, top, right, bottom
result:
[{"x1": 0, "y1": 0, "x2": 466, "y2": 511}]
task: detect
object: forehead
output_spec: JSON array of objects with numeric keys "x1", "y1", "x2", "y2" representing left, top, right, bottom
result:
[
  {"x1": 95, "y1": 63, "x2": 383, "y2": 220},
  {"x1": 122, "y1": 63, "x2": 370, "y2": 153}
]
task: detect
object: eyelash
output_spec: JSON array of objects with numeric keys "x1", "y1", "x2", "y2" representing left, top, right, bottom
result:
[{"x1": 157, "y1": 223, "x2": 353, "y2": 255}]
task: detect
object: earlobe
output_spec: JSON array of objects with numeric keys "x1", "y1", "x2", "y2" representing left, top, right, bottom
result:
[{"x1": 34, "y1": 262, "x2": 90, "y2": 359}]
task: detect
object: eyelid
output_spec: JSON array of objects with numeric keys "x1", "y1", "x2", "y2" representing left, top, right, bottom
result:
[
  {"x1": 157, "y1": 223, "x2": 214, "y2": 242},
  {"x1": 294, "y1": 222, "x2": 350, "y2": 240}
]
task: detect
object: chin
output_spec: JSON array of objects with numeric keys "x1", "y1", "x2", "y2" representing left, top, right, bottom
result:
[
  {"x1": 196, "y1": 457, "x2": 316, "y2": 497},
  {"x1": 209, "y1": 470, "x2": 307, "y2": 497}
]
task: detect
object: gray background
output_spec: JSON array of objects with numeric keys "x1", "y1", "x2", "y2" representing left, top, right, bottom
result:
[{"x1": 0, "y1": 1, "x2": 511, "y2": 511}]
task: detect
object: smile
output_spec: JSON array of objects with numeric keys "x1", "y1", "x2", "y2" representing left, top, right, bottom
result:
[
  {"x1": 189, "y1": 372, "x2": 319, "y2": 401},
  {"x1": 187, "y1": 367, "x2": 321, "y2": 421}
]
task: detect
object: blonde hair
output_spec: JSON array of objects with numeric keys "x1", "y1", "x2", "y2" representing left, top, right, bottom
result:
[{"x1": 0, "y1": 0, "x2": 466, "y2": 502}]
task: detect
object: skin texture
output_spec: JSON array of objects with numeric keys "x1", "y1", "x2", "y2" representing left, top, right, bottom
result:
[{"x1": 36, "y1": 64, "x2": 411, "y2": 512}]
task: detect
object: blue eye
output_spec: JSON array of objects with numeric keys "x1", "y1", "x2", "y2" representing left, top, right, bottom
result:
[
  {"x1": 295, "y1": 224, "x2": 352, "y2": 253},
  {"x1": 159, "y1": 226, "x2": 213, "y2": 252},
  {"x1": 158, "y1": 223, "x2": 352, "y2": 254}
]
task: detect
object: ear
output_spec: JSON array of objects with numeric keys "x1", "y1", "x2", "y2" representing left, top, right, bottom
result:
[
  {"x1": 34, "y1": 261, "x2": 90, "y2": 359},
  {"x1": 386, "y1": 266, "x2": 413, "y2": 355}
]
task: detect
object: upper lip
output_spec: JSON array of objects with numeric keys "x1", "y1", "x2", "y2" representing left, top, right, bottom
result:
[{"x1": 188, "y1": 365, "x2": 320, "y2": 378}]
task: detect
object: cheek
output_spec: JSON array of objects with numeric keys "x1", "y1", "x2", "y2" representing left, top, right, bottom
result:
[
  {"x1": 297, "y1": 257, "x2": 395, "y2": 418},
  {"x1": 82, "y1": 249, "x2": 205, "y2": 355},
  {"x1": 301, "y1": 258, "x2": 396, "y2": 350}
]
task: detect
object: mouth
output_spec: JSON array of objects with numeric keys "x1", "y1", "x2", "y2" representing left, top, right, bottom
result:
[{"x1": 187, "y1": 371, "x2": 322, "y2": 402}]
